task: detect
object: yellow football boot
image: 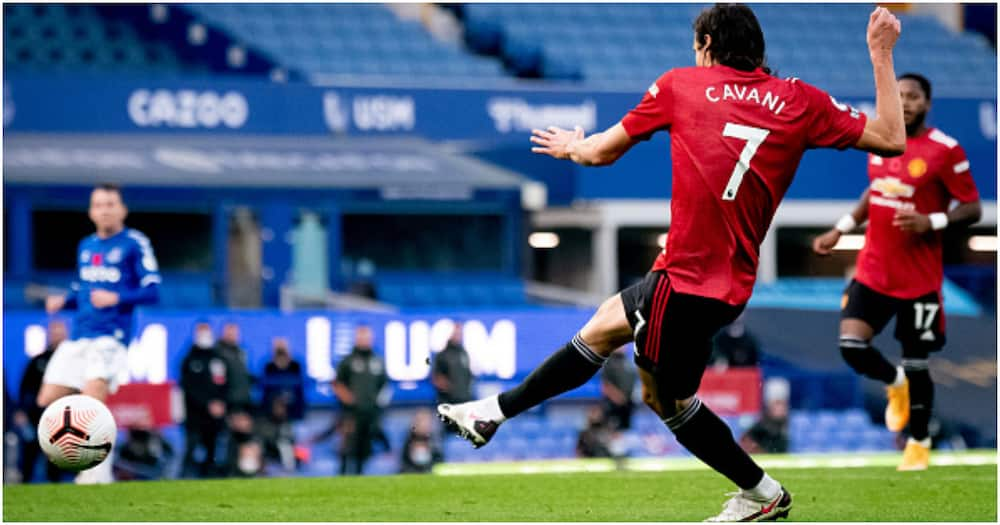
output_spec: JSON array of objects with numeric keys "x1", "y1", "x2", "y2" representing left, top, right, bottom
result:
[
  {"x1": 898, "y1": 438, "x2": 930, "y2": 471},
  {"x1": 884, "y1": 378, "x2": 910, "y2": 432}
]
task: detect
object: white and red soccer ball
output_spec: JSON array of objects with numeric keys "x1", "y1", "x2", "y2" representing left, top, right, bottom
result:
[{"x1": 38, "y1": 394, "x2": 117, "y2": 471}]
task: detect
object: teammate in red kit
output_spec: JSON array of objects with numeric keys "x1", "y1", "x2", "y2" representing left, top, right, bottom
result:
[
  {"x1": 439, "y1": 5, "x2": 905, "y2": 520},
  {"x1": 812, "y1": 73, "x2": 981, "y2": 472}
]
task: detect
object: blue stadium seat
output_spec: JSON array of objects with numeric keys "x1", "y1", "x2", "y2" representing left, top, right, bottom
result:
[
  {"x1": 460, "y1": 3, "x2": 995, "y2": 97},
  {"x1": 788, "y1": 409, "x2": 901, "y2": 453},
  {"x1": 184, "y1": 3, "x2": 509, "y2": 80},
  {"x1": 5, "y1": 4, "x2": 192, "y2": 73}
]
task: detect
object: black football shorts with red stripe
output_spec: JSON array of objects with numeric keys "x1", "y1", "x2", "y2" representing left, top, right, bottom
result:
[{"x1": 621, "y1": 270, "x2": 745, "y2": 400}]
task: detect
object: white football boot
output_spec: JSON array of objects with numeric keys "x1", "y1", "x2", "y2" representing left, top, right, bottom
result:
[
  {"x1": 436, "y1": 398, "x2": 503, "y2": 449},
  {"x1": 705, "y1": 487, "x2": 792, "y2": 522}
]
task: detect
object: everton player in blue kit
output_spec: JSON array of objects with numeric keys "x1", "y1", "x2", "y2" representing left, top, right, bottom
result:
[{"x1": 38, "y1": 183, "x2": 160, "y2": 483}]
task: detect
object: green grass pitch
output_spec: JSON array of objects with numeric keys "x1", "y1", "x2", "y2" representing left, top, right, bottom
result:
[{"x1": 4, "y1": 460, "x2": 996, "y2": 521}]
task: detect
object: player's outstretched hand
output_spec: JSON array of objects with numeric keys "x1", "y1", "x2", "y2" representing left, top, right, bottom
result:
[
  {"x1": 893, "y1": 209, "x2": 932, "y2": 233},
  {"x1": 531, "y1": 126, "x2": 585, "y2": 160},
  {"x1": 867, "y1": 6, "x2": 901, "y2": 56},
  {"x1": 812, "y1": 229, "x2": 842, "y2": 256},
  {"x1": 45, "y1": 295, "x2": 66, "y2": 314}
]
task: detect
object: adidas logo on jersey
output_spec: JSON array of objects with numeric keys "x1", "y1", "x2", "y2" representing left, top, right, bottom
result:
[{"x1": 80, "y1": 265, "x2": 122, "y2": 283}]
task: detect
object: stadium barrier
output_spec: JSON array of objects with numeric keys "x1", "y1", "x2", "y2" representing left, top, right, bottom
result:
[{"x1": 6, "y1": 308, "x2": 765, "y2": 413}]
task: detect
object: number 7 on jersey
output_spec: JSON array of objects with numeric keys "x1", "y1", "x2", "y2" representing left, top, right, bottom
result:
[{"x1": 722, "y1": 123, "x2": 770, "y2": 201}]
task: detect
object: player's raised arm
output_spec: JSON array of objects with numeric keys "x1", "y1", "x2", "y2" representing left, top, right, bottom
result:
[
  {"x1": 854, "y1": 7, "x2": 906, "y2": 157},
  {"x1": 530, "y1": 123, "x2": 639, "y2": 167},
  {"x1": 813, "y1": 189, "x2": 871, "y2": 255}
]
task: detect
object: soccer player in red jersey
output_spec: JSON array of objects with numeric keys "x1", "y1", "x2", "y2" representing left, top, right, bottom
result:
[
  {"x1": 812, "y1": 73, "x2": 981, "y2": 472},
  {"x1": 440, "y1": 5, "x2": 905, "y2": 520}
]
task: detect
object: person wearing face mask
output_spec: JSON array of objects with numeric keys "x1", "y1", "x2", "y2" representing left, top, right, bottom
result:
[
  {"x1": 179, "y1": 321, "x2": 228, "y2": 478},
  {"x1": 399, "y1": 409, "x2": 443, "y2": 474},
  {"x1": 333, "y1": 325, "x2": 390, "y2": 475}
]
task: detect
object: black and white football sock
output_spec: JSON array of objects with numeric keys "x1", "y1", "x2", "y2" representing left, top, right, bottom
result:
[
  {"x1": 666, "y1": 397, "x2": 772, "y2": 496},
  {"x1": 498, "y1": 333, "x2": 605, "y2": 419},
  {"x1": 839, "y1": 337, "x2": 899, "y2": 384},
  {"x1": 902, "y1": 356, "x2": 933, "y2": 441}
]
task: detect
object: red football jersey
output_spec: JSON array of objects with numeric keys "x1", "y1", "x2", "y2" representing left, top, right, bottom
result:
[
  {"x1": 621, "y1": 65, "x2": 867, "y2": 305},
  {"x1": 856, "y1": 127, "x2": 979, "y2": 299}
]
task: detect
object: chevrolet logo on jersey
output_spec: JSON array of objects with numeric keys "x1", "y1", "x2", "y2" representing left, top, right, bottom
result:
[{"x1": 870, "y1": 177, "x2": 915, "y2": 198}]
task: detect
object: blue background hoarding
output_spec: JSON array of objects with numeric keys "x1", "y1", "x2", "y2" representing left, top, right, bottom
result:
[
  {"x1": 5, "y1": 74, "x2": 995, "y2": 200},
  {"x1": 3, "y1": 308, "x2": 599, "y2": 407}
]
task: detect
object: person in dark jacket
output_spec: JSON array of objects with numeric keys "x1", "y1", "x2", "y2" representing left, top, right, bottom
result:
[
  {"x1": 16, "y1": 320, "x2": 67, "y2": 483},
  {"x1": 333, "y1": 325, "x2": 389, "y2": 475},
  {"x1": 260, "y1": 337, "x2": 305, "y2": 420},
  {"x1": 432, "y1": 321, "x2": 473, "y2": 406},
  {"x1": 179, "y1": 321, "x2": 228, "y2": 478},
  {"x1": 217, "y1": 322, "x2": 253, "y2": 413},
  {"x1": 257, "y1": 337, "x2": 305, "y2": 472},
  {"x1": 576, "y1": 405, "x2": 613, "y2": 458},
  {"x1": 710, "y1": 314, "x2": 760, "y2": 368},
  {"x1": 399, "y1": 409, "x2": 443, "y2": 474},
  {"x1": 740, "y1": 378, "x2": 790, "y2": 454},
  {"x1": 601, "y1": 347, "x2": 637, "y2": 431},
  {"x1": 215, "y1": 322, "x2": 254, "y2": 477}
]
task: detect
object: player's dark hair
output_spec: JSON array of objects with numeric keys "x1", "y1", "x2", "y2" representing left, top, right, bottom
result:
[
  {"x1": 93, "y1": 182, "x2": 123, "y2": 197},
  {"x1": 693, "y1": 4, "x2": 770, "y2": 74},
  {"x1": 899, "y1": 72, "x2": 932, "y2": 100}
]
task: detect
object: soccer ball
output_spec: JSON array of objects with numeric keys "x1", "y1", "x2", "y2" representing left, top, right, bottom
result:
[{"x1": 38, "y1": 394, "x2": 117, "y2": 471}]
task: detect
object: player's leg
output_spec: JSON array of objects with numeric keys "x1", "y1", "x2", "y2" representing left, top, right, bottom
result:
[
  {"x1": 80, "y1": 378, "x2": 110, "y2": 402},
  {"x1": 839, "y1": 281, "x2": 910, "y2": 431},
  {"x1": 894, "y1": 291, "x2": 945, "y2": 471},
  {"x1": 839, "y1": 280, "x2": 901, "y2": 385},
  {"x1": 896, "y1": 345, "x2": 933, "y2": 471},
  {"x1": 637, "y1": 369, "x2": 663, "y2": 417},
  {"x1": 498, "y1": 292, "x2": 633, "y2": 416},
  {"x1": 76, "y1": 336, "x2": 127, "y2": 484},
  {"x1": 437, "y1": 277, "x2": 640, "y2": 447},
  {"x1": 36, "y1": 384, "x2": 77, "y2": 408},
  {"x1": 644, "y1": 288, "x2": 790, "y2": 522},
  {"x1": 37, "y1": 340, "x2": 83, "y2": 407},
  {"x1": 74, "y1": 377, "x2": 117, "y2": 484}
]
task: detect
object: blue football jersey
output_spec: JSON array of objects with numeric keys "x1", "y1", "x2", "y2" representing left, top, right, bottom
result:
[{"x1": 67, "y1": 228, "x2": 161, "y2": 341}]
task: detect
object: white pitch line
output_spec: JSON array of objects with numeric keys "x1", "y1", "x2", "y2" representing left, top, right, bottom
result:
[{"x1": 434, "y1": 450, "x2": 997, "y2": 476}]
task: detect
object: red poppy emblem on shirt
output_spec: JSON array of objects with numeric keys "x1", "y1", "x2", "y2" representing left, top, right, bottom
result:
[{"x1": 91, "y1": 253, "x2": 103, "y2": 265}]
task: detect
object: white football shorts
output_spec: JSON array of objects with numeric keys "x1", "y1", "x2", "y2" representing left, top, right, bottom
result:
[{"x1": 42, "y1": 336, "x2": 128, "y2": 394}]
